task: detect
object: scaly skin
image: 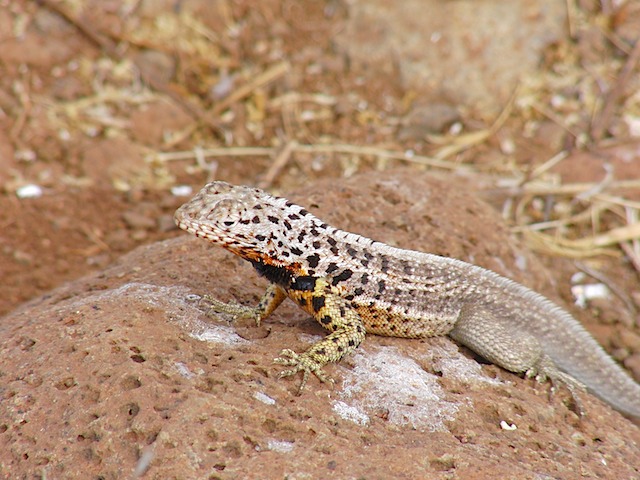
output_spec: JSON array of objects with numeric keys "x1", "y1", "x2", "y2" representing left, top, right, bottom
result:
[{"x1": 175, "y1": 181, "x2": 640, "y2": 416}]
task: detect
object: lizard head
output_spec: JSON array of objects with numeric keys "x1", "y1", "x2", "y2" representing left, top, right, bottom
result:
[{"x1": 174, "y1": 181, "x2": 315, "y2": 268}]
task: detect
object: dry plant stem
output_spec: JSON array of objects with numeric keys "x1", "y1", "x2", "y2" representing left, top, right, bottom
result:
[
  {"x1": 574, "y1": 261, "x2": 637, "y2": 317},
  {"x1": 498, "y1": 179, "x2": 640, "y2": 198},
  {"x1": 155, "y1": 143, "x2": 463, "y2": 170},
  {"x1": 429, "y1": 84, "x2": 518, "y2": 159},
  {"x1": 211, "y1": 62, "x2": 290, "y2": 116},
  {"x1": 258, "y1": 140, "x2": 299, "y2": 189},
  {"x1": 39, "y1": 0, "x2": 226, "y2": 136},
  {"x1": 512, "y1": 201, "x2": 609, "y2": 233},
  {"x1": 524, "y1": 222, "x2": 640, "y2": 257},
  {"x1": 529, "y1": 102, "x2": 584, "y2": 143},
  {"x1": 620, "y1": 242, "x2": 640, "y2": 278},
  {"x1": 590, "y1": 39, "x2": 640, "y2": 141},
  {"x1": 156, "y1": 147, "x2": 274, "y2": 161},
  {"x1": 9, "y1": 75, "x2": 32, "y2": 140},
  {"x1": 528, "y1": 151, "x2": 569, "y2": 182}
]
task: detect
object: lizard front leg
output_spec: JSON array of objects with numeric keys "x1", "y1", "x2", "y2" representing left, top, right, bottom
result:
[
  {"x1": 201, "y1": 283, "x2": 288, "y2": 326},
  {"x1": 275, "y1": 277, "x2": 367, "y2": 395}
]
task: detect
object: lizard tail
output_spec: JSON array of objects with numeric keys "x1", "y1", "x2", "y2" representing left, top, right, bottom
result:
[{"x1": 516, "y1": 287, "x2": 640, "y2": 418}]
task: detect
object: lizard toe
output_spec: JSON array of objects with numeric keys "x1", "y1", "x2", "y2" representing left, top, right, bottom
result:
[{"x1": 273, "y1": 349, "x2": 334, "y2": 394}]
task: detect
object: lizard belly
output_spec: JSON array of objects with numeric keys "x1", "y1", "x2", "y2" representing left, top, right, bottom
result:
[{"x1": 355, "y1": 304, "x2": 456, "y2": 338}]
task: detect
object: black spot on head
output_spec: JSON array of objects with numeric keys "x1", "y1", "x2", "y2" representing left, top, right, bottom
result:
[
  {"x1": 347, "y1": 247, "x2": 357, "y2": 258},
  {"x1": 288, "y1": 213, "x2": 300, "y2": 220},
  {"x1": 297, "y1": 231, "x2": 307, "y2": 242},
  {"x1": 290, "y1": 246, "x2": 303, "y2": 256},
  {"x1": 326, "y1": 263, "x2": 339, "y2": 274},
  {"x1": 316, "y1": 347, "x2": 326, "y2": 355},
  {"x1": 377, "y1": 279, "x2": 386, "y2": 293},
  {"x1": 364, "y1": 252, "x2": 374, "y2": 260},
  {"x1": 348, "y1": 340, "x2": 355, "y2": 347},
  {"x1": 267, "y1": 215, "x2": 279, "y2": 224},
  {"x1": 327, "y1": 237, "x2": 337, "y2": 246},
  {"x1": 310, "y1": 228, "x2": 320, "y2": 236},
  {"x1": 354, "y1": 287, "x2": 364, "y2": 296},
  {"x1": 360, "y1": 259, "x2": 369, "y2": 267},
  {"x1": 285, "y1": 201, "x2": 295, "y2": 207},
  {"x1": 330, "y1": 247, "x2": 339, "y2": 255},
  {"x1": 344, "y1": 294, "x2": 355, "y2": 301},
  {"x1": 361, "y1": 273, "x2": 369, "y2": 285},
  {"x1": 283, "y1": 220, "x2": 292, "y2": 230},
  {"x1": 319, "y1": 223, "x2": 329, "y2": 229},
  {"x1": 306, "y1": 253, "x2": 320, "y2": 268},
  {"x1": 252, "y1": 216, "x2": 261, "y2": 224},
  {"x1": 255, "y1": 234, "x2": 266, "y2": 241},
  {"x1": 320, "y1": 315, "x2": 332, "y2": 325},
  {"x1": 298, "y1": 297, "x2": 308, "y2": 307},
  {"x1": 299, "y1": 209, "x2": 309, "y2": 216},
  {"x1": 254, "y1": 204, "x2": 263, "y2": 209},
  {"x1": 312, "y1": 241, "x2": 321, "y2": 249},
  {"x1": 240, "y1": 219, "x2": 250, "y2": 224}
]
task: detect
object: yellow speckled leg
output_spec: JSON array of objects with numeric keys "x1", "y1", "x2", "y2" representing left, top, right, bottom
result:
[
  {"x1": 201, "y1": 283, "x2": 287, "y2": 326},
  {"x1": 275, "y1": 278, "x2": 366, "y2": 395}
]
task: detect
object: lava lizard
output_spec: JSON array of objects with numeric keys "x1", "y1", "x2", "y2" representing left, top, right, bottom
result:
[{"x1": 174, "y1": 181, "x2": 640, "y2": 417}]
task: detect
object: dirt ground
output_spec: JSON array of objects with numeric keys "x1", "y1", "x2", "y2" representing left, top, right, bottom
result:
[{"x1": 1, "y1": 0, "x2": 640, "y2": 479}]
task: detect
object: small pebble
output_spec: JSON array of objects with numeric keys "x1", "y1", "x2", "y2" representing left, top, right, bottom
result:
[{"x1": 16, "y1": 184, "x2": 43, "y2": 199}]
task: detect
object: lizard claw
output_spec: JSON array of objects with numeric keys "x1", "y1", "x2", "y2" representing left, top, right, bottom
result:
[{"x1": 274, "y1": 349, "x2": 333, "y2": 395}]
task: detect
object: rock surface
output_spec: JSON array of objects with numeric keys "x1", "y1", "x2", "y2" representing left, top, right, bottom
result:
[{"x1": 2, "y1": 170, "x2": 639, "y2": 479}]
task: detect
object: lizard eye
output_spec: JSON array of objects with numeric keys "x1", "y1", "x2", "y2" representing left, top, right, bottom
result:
[{"x1": 223, "y1": 221, "x2": 234, "y2": 226}]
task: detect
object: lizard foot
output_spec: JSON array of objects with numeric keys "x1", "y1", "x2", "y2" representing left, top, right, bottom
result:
[
  {"x1": 525, "y1": 358, "x2": 586, "y2": 416},
  {"x1": 199, "y1": 295, "x2": 262, "y2": 326},
  {"x1": 274, "y1": 349, "x2": 334, "y2": 395}
]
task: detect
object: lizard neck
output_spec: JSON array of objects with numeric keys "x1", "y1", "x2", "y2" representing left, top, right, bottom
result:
[{"x1": 250, "y1": 259, "x2": 294, "y2": 288}]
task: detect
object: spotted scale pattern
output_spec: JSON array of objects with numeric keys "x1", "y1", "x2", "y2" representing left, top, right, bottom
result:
[{"x1": 175, "y1": 182, "x2": 640, "y2": 417}]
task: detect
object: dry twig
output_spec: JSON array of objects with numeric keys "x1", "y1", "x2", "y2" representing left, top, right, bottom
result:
[
  {"x1": 154, "y1": 143, "x2": 466, "y2": 171},
  {"x1": 590, "y1": 39, "x2": 640, "y2": 141}
]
